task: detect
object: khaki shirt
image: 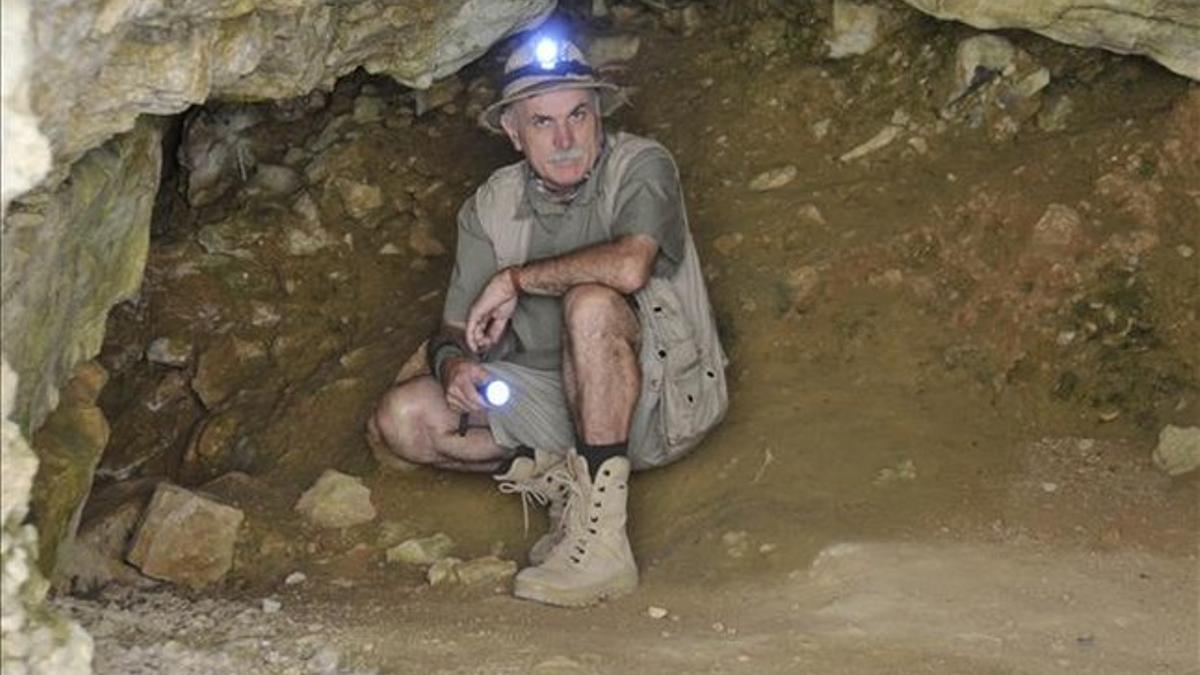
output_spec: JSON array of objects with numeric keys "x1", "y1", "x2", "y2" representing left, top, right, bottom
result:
[{"x1": 443, "y1": 135, "x2": 688, "y2": 371}]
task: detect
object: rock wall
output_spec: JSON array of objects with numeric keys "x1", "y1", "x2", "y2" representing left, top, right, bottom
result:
[
  {"x1": 29, "y1": 0, "x2": 554, "y2": 175},
  {"x1": 1, "y1": 0, "x2": 93, "y2": 672},
  {"x1": 900, "y1": 0, "x2": 1200, "y2": 80}
]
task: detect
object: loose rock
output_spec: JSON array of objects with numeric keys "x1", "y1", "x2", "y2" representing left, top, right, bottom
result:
[
  {"x1": 427, "y1": 557, "x2": 462, "y2": 586},
  {"x1": 748, "y1": 165, "x2": 797, "y2": 192},
  {"x1": 251, "y1": 164, "x2": 301, "y2": 196},
  {"x1": 455, "y1": 556, "x2": 517, "y2": 585},
  {"x1": 145, "y1": 337, "x2": 192, "y2": 368},
  {"x1": 126, "y1": 483, "x2": 244, "y2": 588},
  {"x1": 1151, "y1": 425, "x2": 1200, "y2": 476},
  {"x1": 294, "y1": 470, "x2": 377, "y2": 529},
  {"x1": 386, "y1": 533, "x2": 454, "y2": 565},
  {"x1": 335, "y1": 178, "x2": 383, "y2": 221},
  {"x1": 586, "y1": 34, "x2": 641, "y2": 67}
]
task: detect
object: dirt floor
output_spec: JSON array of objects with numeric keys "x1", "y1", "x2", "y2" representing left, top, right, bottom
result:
[{"x1": 57, "y1": 3, "x2": 1198, "y2": 674}]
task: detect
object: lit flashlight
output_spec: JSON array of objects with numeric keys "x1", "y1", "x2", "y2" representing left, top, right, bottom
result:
[
  {"x1": 457, "y1": 378, "x2": 513, "y2": 436},
  {"x1": 534, "y1": 37, "x2": 559, "y2": 70}
]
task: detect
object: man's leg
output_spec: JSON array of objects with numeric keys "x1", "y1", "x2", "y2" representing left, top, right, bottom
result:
[
  {"x1": 367, "y1": 375, "x2": 509, "y2": 472},
  {"x1": 512, "y1": 283, "x2": 641, "y2": 607},
  {"x1": 561, "y1": 283, "x2": 641, "y2": 471}
]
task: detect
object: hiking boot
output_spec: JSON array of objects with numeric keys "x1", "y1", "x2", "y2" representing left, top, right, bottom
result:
[
  {"x1": 512, "y1": 453, "x2": 638, "y2": 607},
  {"x1": 493, "y1": 449, "x2": 571, "y2": 564}
]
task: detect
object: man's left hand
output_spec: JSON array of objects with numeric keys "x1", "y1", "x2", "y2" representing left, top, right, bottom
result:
[{"x1": 465, "y1": 269, "x2": 519, "y2": 353}]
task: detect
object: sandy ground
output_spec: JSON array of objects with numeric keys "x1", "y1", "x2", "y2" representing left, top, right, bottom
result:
[{"x1": 66, "y1": 4, "x2": 1199, "y2": 674}]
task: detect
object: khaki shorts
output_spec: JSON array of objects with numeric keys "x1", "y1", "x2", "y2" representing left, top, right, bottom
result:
[{"x1": 481, "y1": 360, "x2": 668, "y2": 471}]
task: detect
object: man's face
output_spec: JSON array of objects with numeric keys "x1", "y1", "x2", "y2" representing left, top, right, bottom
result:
[{"x1": 501, "y1": 88, "x2": 602, "y2": 192}]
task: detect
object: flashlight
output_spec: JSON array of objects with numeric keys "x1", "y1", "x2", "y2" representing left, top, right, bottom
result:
[{"x1": 456, "y1": 378, "x2": 513, "y2": 436}]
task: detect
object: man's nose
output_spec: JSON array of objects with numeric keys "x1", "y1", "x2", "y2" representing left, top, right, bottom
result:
[{"x1": 553, "y1": 123, "x2": 574, "y2": 150}]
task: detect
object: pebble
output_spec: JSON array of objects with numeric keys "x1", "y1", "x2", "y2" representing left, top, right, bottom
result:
[
  {"x1": 386, "y1": 533, "x2": 454, "y2": 565},
  {"x1": 284, "y1": 572, "x2": 307, "y2": 586},
  {"x1": 748, "y1": 165, "x2": 798, "y2": 192},
  {"x1": 1040, "y1": 482, "x2": 1059, "y2": 493},
  {"x1": 713, "y1": 232, "x2": 744, "y2": 255},
  {"x1": 647, "y1": 606, "x2": 668, "y2": 619},
  {"x1": 1177, "y1": 244, "x2": 1195, "y2": 259},
  {"x1": 262, "y1": 598, "x2": 282, "y2": 614}
]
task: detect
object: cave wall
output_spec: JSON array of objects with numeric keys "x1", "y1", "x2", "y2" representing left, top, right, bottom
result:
[
  {"x1": 1, "y1": 1, "x2": 94, "y2": 672},
  {"x1": 899, "y1": 0, "x2": 1199, "y2": 80}
]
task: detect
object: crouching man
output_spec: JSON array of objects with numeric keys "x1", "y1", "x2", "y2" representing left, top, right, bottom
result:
[{"x1": 367, "y1": 37, "x2": 727, "y2": 607}]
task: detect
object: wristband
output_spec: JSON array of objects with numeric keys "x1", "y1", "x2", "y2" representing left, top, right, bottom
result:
[
  {"x1": 427, "y1": 341, "x2": 466, "y2": 382},
  {"x1": 507, "y1": 266, "x2": 524, "y2": 295}
]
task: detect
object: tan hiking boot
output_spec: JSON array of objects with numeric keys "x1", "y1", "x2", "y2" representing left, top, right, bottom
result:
[
  {"x1": 493, "y1": 449, "x2": 571, "y2": 564},
  {"x1": 512, "y1": 453, "x2": 638, "y2": 607}
]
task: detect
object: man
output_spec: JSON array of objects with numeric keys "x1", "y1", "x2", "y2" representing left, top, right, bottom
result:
[{"x1": 367, "y1": 36, "x2": 727, "y2": 607}]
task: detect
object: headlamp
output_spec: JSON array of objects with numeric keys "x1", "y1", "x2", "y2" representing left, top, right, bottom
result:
[{"x1": 534, "y1": 37, "x2": 560, "y2": 70}]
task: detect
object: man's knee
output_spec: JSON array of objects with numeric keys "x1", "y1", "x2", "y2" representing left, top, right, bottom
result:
[
  {"x1": 370, "y1": 377, "x2": 442, "y2": 465},
  {"x1": 563, "y1": 283, "x2": 635, "y2": 338}
]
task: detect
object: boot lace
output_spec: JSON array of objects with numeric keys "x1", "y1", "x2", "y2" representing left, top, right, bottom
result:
[{"x1": 497, "y1": 477, "x2": 551, "y2": 535}]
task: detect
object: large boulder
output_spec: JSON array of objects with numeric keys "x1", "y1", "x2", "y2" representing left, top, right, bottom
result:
[
  {"x1": 28, "y1": 0, "x2": 554, "y2": 173},
  {"x1": 900, "y1": 0, "x2": 1199, "y2": 80}
]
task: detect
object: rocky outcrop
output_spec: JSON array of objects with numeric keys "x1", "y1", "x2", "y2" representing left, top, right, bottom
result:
[
  {"x1": 28, "y1": 0, "x2": 554, "y2": 174},
  {"x1": 900, "y1": 0, "x2": 1200, "y2": 80},
  {"x1": 1, "y1": 1, "x2": 93, "y2": 672},
  {"x1": 2, "y1": 119, "x2": 162, "y2": 432}
]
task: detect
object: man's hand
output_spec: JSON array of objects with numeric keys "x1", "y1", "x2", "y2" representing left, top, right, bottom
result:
[
  {"x1": 442, "y1": 357, "x2": 490, "y2": 414},
  {"x1": 465, "y1": 269, "x2": 519, "y2": 353}
]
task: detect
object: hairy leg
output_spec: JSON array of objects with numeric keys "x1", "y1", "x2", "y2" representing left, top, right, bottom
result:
[
  {"x1": 368, "y1": 374, "x2": 509, "y2": 472},
  {"x1": 561, "y1": 284, "x2": 641, "y2": 445}
]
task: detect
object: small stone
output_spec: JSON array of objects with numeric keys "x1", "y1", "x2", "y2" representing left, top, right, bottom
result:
[
  {"x1": 386, "y1": 533, "x2": 454, "y2": 565},
  {"x1": 1097, "y1": 409, "x2": 1121, "y2": 423},
  {"x1": 294, "y1": 470, "x2": 376, "y2": 529},
  {"x1": 455, "y1": 555, "x2": 517, "y2": 585},
  {"x1": 907, "y1": 136, "x2": 928, "y2": 154},
  {"x1": 427, "y1": 557, "x2": 462, "y2": 586},
  {"x1": 1151, "y1": 425, "x2": 1200, "y2": 476},
  {"x1": 797, "y1": 204, "x2": 826, "y2": 226},
  {"x1": 307, "y1": 646, "x2": 340, "y2": 675},
  {"x1": 335, "y1": 178, "x2": 383, "y2": 220},
  {"x1": 827, "y1": 0, "x2": 900, "y2": 58},
  {"x1": 647, "y1": 606, "x2": 668, "y2": 619},
  {"x1": 1177, "y1": 244, "x2": 1195, "y2": 259},
  {"x1": 146, "y1": 337, "x2": 192, "y2": 367},
  {"x1": 262, "y1": 598, "x2": 282, "y2": 613},
  {"x1": 284, "y1": 571, "x2": 307, "y2": 585},
  {"x1": 811, "y1": 118, "x2": 832, "y2": 140},
  {"x1": 378, "y1": 243, "x2": 401, "y2": 255},
  {"x1": 292, "y1": 192, "x2": 320, "y2": 223},
  {"x1": 252, "y1": 164, "x2": 301, "y2": 196},
  {"x1": 352, "y1": 96, "x2": 385, "y2": 124},
  {"x1": 586, "y1": 34, "x2": 641, "y2": 67},
  {"x1": 126, "y1": 483, "x2": 244, "y2": 588},
  {"x1": 713, "y1": 233, "x2": 744, "y2": 255},
  {"x1": 1040, "y1": 482, "x2": 1059, "y2": 493},
  {"x1": 414, "y1": 76, "x2": 464, "y2": 116},
  {"x1": 748, "y1": 165, "x2": 797, "y2": 192},
  {"x1": 1038, "y1": 94, "x2": 1074, "y2": 132}
]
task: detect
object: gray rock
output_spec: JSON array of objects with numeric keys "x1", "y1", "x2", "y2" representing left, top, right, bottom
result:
[
  {"x1": 1038, "y1": 94, "x2": 1074, "y2": 132},
  {"x1": 1152, "y1": 425, "x2": 1200, "y2": 476},
  {"x1": 295, "y1": 470, "x2": 376, "y2": 529},
  {"x1": 251, "y1": 163, "x2": 301, "y2": 196},
  {"x1": 386, "y1": 533, "x2": 454, "y2": 565},
  {"x1": 335, "y1": 178, "x2": 383, "y2": 221},
  {"x1": 586, "y1": 34, "x2": 641, "y2": 67},
  {"x1": 426, "y1": 557, "x2": 462, "y2": 586},
  {"x1": 455, "y1": 555, "x2": 517, "y2": 585},
  {"x1": 827, "y1": 0, "x2": 906, "y2": 58},
  {"x1": 126, "y1": 483, "x2": 244, "y2": 588},
  {"x1": 414, "y1": 76, "x2": 465, "y2": 116},
  {"x1": 146, "y1": 337, "x2": 192, "y2": 367},
  {"x1": 352, "y1": 96, "x2": 385, "y2": 124}
]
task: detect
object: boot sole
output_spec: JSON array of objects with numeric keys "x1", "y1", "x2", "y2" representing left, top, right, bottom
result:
[{"x1": 513, "y1": 573, "x2": 638, "y2": 608}]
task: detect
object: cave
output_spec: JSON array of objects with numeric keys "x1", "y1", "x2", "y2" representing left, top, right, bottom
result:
[{"x1": 2, "y1": 1, "x2": 1197, "y2": 673}]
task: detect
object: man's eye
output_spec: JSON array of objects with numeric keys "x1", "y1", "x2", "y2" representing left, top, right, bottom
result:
[
  {"x1": 570, "y1": 109, "x2": 588, "y2": 121},
  {"x1": 533, "y1": 118, "x2": 551, "y2": 128}
]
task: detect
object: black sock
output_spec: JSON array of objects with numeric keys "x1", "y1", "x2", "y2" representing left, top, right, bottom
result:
[
  {"x1": 496, "y1": 445, "x2": 535, "y2": 475},
  {"x1": 577, "y1": 441, "x2": 627, "y2": 478}
]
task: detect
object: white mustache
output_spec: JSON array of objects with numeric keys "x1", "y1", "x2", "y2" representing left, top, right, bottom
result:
[{"x1": 549, "y1": 147, "x2": 584, "y2": 165}]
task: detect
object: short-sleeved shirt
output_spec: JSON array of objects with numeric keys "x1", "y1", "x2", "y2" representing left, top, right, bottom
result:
[{"x1": 443, "y1": 135, "x2": 687, "y2": 371}]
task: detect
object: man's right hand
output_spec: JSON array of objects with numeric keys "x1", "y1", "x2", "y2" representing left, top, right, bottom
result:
[{"x1": 441, "y1": 356, "x2": 489, "y2": 414}]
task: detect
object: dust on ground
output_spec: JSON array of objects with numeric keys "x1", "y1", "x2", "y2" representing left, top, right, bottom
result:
[{"x1": 65, "y1": 3, "x2": 1198, "y2": 674}]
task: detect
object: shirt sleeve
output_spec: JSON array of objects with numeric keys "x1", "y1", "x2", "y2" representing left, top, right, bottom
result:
[
  {"x1": 610, "y1": 147, "x2": 687, "y2": 274},
  {"x1": 442, "y1": 196, "x2": 498, "y2": 326}
]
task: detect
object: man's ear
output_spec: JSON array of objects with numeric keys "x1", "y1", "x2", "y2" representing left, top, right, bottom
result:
[{"x1": 500, "y1": 107, "x2": 523, "y2": 152}]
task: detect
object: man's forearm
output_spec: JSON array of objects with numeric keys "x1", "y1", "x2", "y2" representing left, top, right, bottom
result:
[{"x1": 516, "y1": 234, "x2": 657, "y2": 297}]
